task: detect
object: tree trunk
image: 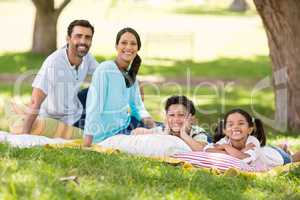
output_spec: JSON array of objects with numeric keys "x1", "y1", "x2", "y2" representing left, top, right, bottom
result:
[
  {"x1": 31, "y1": 0, "x2": 71, "y2": 55},
  {"x1": 32, "y1": 11, "x2": 58, "y2": 55},
  {"x1": 229, "y1": 0, "x2": 249, "y2": 12},
  {"x1": 254, "y1": 0, "x2": 300, "y2": 132}
]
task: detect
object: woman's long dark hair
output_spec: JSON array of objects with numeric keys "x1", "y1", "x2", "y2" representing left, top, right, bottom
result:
[
  {"x1": 116, "y1": 27, "x2": 141, "y2": 88},
  {"x1": 213, "y1": 108, "x2": 266, "y2": 146}
]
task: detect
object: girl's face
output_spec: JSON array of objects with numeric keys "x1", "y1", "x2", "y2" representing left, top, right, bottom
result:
[
  {"x1": 224, "y1": 113, "x2": 253, "y2": 143},
  {"x1": 166, "y1": 104, "x2": 189, "y2": 135},
  {"x1": 116, "y1": 32, "x2": 138, "y2": 65}
]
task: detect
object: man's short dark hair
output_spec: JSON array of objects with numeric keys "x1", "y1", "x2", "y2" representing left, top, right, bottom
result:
[
  {"x1": 165, "y1": 95, "x2": 196, "y2": 115},
  {"x1": 67, "y1": 20, "x2": 94, "y2": 36}
]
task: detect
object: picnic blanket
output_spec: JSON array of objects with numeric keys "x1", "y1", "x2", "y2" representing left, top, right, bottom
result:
[
  {"x1": 1, "y1": 131, "x2": 299, "y2": 174},
  {"x1": 0, "y1": 131, "x2": 71, "y2": 147}
]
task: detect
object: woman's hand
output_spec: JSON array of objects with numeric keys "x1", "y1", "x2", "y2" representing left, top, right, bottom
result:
[
  {"x1": 83, "y1": 135, "x2": 93, "y2": 147},
  {"x1": 142, "y1": 117, "x2": 156, "y2": 128},
  {"x1": 131, "y1": 127, "x2": 153, "y2": 135}
]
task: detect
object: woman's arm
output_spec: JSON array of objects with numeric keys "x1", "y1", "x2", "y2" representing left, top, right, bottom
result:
[
  {"x1": 131, "y1": 127, "x2": 154, "y2": 135},
  {"x1": 84, "y1": 67, "x2": 107, "y2": 143},
  {"x1": 129, "y1": 81, "x2": 155, "y2": 128},
  {"x1": 83, "y1": 135, "x2": 93, "y2": 147}
]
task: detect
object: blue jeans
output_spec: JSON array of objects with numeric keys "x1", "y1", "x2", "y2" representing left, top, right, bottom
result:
[
  {"x1": 271, "y1": 146, "x2": 292, "y2": 164},
  {"x1": 73, "y1": 88, "x2": 89, "y2": 129}
]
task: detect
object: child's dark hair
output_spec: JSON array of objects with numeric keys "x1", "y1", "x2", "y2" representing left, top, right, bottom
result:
[
  {"x1": 165, "y1": 96, "x2": 196, "y2": 116},
  {"x1": 67, "y1": 20, "x2": 94, "y2": 37},
  {"x1": 213, "y1": 108, "x2": 266, "y2": 146}
]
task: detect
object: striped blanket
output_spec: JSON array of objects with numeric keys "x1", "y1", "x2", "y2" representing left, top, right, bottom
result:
[{"x1": 171, "y1": 151, "x2": 255, "y2": 172}]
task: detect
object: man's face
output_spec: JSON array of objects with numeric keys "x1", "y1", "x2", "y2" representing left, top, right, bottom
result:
[{"x1": 67, "y1": 26, "x2": 93, "y2": 58}]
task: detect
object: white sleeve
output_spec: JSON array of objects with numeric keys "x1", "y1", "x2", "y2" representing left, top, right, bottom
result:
[
  {"x1": 242, "y1": 136, "x2": 261, "y2": 163},
  {"x1": 216, "y1": 137, "x2": 229, "y2": 145},
  {"x1": 203, "y1": 137, "x2": 228, "y2": 151},
  {"x1": 193, "y1": 134, "x2": 208, "y2": 143},
  {"x1": 32, "y1": 59, "x2": 53, "y2": 95}
]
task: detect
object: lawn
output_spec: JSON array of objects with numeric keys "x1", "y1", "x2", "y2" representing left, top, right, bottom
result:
[
  {"x1": 0, "y1": 52, "x2": 271, "y2": 82},
  {"x1": 1, "y1": 143, "x2": 300, "y2": 200}
]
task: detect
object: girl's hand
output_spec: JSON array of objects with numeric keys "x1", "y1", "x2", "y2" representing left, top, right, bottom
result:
[
  {"x1": 179, "y1": 114, "x2": 192, "y2": 139},
  {"x1": 214, "y1": 144, "x2": 230, "y2": 151},
  {"x1": 241, "y1": 143, "x2": 256, "y2": 152}
]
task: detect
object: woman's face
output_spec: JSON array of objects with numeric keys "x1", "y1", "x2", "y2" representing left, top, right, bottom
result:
[
  {"x1": 116, "y1": 32, "x2": 138, "y2": 65},
  {"x1": 224, "y1": 113, "x2": 253, "y2": 143}
]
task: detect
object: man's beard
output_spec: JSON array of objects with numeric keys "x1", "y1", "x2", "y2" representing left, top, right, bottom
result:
[{"x1": 76, "y1": 44, "x2": 89, "y2": 58}]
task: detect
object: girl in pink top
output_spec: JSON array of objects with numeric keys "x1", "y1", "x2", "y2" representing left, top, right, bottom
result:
[{"x1": 205, "y1": 108, "x2": 296, "y2": 171}]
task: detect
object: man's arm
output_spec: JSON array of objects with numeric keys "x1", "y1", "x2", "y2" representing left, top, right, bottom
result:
[{"x1": 22, "y1": 88, "x2": 46, "y2": 134}]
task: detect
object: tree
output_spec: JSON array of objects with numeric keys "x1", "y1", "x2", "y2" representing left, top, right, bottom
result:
[
  {"x1": 254, "y1": 0, "x2": 300, "y2": 132},
  {"x1": 31, "y1": 0, "x2": 71, "y2": 55},
  {"x1": 229, "y1": 0, "x2": 249, "y2": 12}
]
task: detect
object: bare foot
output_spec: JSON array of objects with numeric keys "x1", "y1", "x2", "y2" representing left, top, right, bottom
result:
[
  {"x1": 292, "y1": 151, "x2": 300, "y2": 162},
  {"x1": 277, "y1": 142, "x2": 292, "y2": 155}
]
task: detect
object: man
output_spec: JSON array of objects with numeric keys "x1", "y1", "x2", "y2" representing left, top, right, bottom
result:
[{"x1": 22, "y1": 19, "x2": 98, "y2": 134}]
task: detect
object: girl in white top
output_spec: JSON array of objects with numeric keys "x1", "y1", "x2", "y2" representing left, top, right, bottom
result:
[{"x1": 205, "y1": 108, "x2": 293, "y2": 171}]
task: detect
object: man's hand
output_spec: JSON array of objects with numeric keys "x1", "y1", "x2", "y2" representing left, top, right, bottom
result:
[
  {"x1": 22, "y1": 88, "x2": 46, "y2": 134},
  {"x1": 83, "y1": 135, "x2": 93, "y2": 147}
]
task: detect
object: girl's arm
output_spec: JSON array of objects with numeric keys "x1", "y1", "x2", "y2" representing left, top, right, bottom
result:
[
  {"x1": 180, "y1": 134, "x2": 207, "y2": 151},
  {"x1": 179, "y1": 114, "x2": 206, "y2": 151},
  {"x1": 204, "y1": 144, "x2": 228, "y2": 154},
  {"x1": 222, "y1": 144, "x2": 252, "y2": 160}
]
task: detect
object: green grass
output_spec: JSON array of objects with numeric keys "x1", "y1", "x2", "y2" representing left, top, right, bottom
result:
[
  {"x1": 141, "y1": 56, "x2": 271, "y2": 80},
  {"x1": 0, "y1": 83, "x2": 298, "y2": 144},
  {"x1": 0, "y1": 52, "x2": 271, "y2": 82},
  {"x1": 172, "y1": 4, "x2": 257, "y2": 16},
  {"x1": 0, "y1": 52, "x2": 107, "y2": 74},
  {"x1": 0, "y1": 143, "x2": 300, "y2": 200}
]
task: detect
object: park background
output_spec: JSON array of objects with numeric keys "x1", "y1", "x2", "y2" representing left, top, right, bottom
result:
[{"x1": 0, "y1": 0, "x2": 299, "y2": 199}]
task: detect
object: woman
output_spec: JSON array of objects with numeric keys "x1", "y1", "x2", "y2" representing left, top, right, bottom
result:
[{"x1": 84, "y1": 27, "x2": 155, "y2": 146}]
